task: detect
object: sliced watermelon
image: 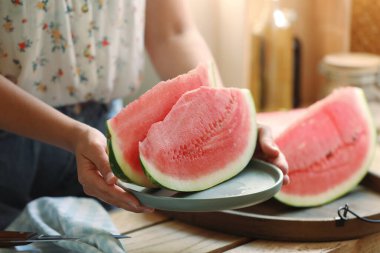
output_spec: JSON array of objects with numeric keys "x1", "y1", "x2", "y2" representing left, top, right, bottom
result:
[
  {"x1": 257, "y1": 87, "x2": 376, "y2": 207},
  {"x1": 107, "y1": 63, "x2": 216, "y2": 187},
  {"x1": 139, "y1": 87, "x2": 257, "y2": 192}
]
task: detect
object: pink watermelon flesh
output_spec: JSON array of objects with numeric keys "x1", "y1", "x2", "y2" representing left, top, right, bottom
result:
[
  {"x1": 107, "y1": 63, "x2": 215, "y2": 187},
  {"x1": 257, "y1": 87, "x2": 376, "y2": 206},
  {"x1": 139, "y1": 86, "x2": 257, "y2": 192}
]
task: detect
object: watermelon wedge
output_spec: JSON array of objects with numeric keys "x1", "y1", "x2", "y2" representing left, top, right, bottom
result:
[
  {"x1": 257, "y1": 87, "x2": 376, "y2": 207},
  {"x1": 139, "y1": 87, "x2": 257, "y2": 192},
  {"x1": 107, "y1": 63, "x2": 216, "y2": 187}
]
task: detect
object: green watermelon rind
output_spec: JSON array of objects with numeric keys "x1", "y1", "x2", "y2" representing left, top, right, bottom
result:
[
  {"x1": 139, "y1": 156, "x2": 168, "y2": 189},
  {"x1": 140, "y1": 88, "x2": 258, "y2": 192},
  {"x1": 106, "y1": 123, "x2": 132, "y2": 182},
  {"x1": 107, "y1": 122, "x2": 156, "y2": 187},
  {"x1": 274, "y1": 88, "x2": 377, "y2": 207}
]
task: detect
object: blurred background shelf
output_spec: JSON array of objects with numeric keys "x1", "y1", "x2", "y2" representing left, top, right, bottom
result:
[{"x1": 132, "y1": 1, "x2": 351, "y2": 104}]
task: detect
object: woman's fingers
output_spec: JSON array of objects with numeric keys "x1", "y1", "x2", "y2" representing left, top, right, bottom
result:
[
  {"x1": 84, "y1": 171, "x2": 154, "y2": 213},
  {"x1": 265, "y1": 152, "x2": 290, "y2": 185},
  {"x1": 79, "y1": 129, "x2": 118, "y2": 185},
  {"x1": 90, "y1": 145, "x2": 117, "y2": 185},
  {"x1": 255, "y1": 124, "x2": 290, "y2": 185},
  {"x1": 84, "y1": 179, "x2": 154, "y2": 213},
  {"x1": 74, "y1": 127, "x2": 154, "y2": 212},
  {"x1": 77, "y1": 154, "x2": 154, "y2": 213},
  {"x1": 256, "y1": 124, "x2": 280, "y2": 159}
]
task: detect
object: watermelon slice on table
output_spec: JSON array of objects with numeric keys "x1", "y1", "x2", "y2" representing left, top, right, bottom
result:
[
  {"x1": 257, "y1": 87, "x2": 376, "y2": 207},
  {"x1": 139, "y1": 86, "x2": 257, "y2": 192},
  {"x1": 107, "y1": 63, "x2": 217, "y2": 187}
]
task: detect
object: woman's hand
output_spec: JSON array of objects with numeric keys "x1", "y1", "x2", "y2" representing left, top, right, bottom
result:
[
  {"x1": 74, "y1": 125, "x2": 154, "y2": 213},
  {"x1": 0, "y1": 76, "x2": 153, "y2": 212},
  {"x1": 254, "y1": 124, "x2": 290, "y2": 185}
]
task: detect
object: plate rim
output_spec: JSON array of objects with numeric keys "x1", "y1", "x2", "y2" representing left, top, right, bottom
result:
[{"x1": 118, "y1": 159, "x2": 283, "y2": 212}]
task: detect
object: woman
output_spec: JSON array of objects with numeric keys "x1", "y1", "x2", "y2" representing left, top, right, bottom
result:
[{"x1": 0, "y1": 0, "x2": 289, "y2": 229}]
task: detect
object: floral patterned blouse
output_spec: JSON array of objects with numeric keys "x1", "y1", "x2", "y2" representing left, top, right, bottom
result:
[{"x1": 0, "y1": 0, "x2": 146, "y2": 107}]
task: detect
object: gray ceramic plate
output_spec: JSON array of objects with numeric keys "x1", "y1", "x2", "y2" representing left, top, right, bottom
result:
[{"x1": 117, "y1": 159, "x2": 283, "y2": 212}]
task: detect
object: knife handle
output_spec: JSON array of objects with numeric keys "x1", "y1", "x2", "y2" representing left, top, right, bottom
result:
[{"x1": 0, "y1": 231, "x2": 36, "y2": 247}]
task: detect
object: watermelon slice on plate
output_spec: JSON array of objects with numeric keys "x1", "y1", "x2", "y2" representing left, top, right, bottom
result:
[
  {"x1": 107, "y1": 63, "x2": 216, "y2": 187},
  {"x1": 257, "y1": 87, "x2": 376, "y2": 207},
  {"x1": 139, "y1": 86, "x2": 257, "y2": 192}
]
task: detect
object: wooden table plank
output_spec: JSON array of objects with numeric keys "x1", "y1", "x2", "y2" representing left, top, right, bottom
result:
[
  {"x1": 121, "y1": 220, "x2": 250, "y2": 253},
  {"x1": 225, "y1": 240, "x2": 351, "y2": 253},
  {"x1": 109, "y1": 209, "x2": 170, "y2": 233},
  {"x1": 338, "y1": 232, "x2": 380, "y2": 253}
]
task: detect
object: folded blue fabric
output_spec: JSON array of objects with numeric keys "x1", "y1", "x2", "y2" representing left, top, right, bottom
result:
[{"x1": 6, "y1": 197, "x2": 126, "y2": 253}]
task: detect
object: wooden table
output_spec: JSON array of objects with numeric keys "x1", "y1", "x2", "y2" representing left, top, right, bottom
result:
[
  {"x1": 110, "y1": 208, "x2": 380, "y2": 252},
  {"x1": 110, "y1": 146, "x2": 380, "y2": 253}
]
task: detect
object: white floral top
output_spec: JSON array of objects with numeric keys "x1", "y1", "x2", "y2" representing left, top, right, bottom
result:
[{"x1": 0, "y1": 0, "x2": 146, "y2": 107}]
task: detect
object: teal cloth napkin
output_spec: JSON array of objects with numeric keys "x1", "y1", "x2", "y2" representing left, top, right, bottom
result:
[{"x1": 6, "y1": 197, "x2": 126, "y2": 253}]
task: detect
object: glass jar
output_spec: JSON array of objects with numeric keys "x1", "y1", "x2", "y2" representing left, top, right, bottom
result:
[
  {"x1": 249, "y1": 0, "x2": 296, "y2": 112},
  {"x1": 320, "y1": 52, "x2": 380, "y2": 136}
]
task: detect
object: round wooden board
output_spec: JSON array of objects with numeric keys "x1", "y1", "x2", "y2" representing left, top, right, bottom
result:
[{"x1": 160, "y1": 172, "x2": 380, "y2": 242}]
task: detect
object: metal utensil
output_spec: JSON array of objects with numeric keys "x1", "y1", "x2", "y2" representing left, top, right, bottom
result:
[{"x1": 0, "y1": 231, "x2": 130, "y2": 247}]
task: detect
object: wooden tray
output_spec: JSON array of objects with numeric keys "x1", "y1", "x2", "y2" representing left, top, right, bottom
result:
[{"x1": 160, "y1": 169, "x2": 380, "y2": 242}]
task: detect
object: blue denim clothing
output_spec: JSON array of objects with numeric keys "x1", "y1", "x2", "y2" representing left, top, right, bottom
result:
[{"x1": 0, "y1": 99, "x2": 123, "y2": 229}]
